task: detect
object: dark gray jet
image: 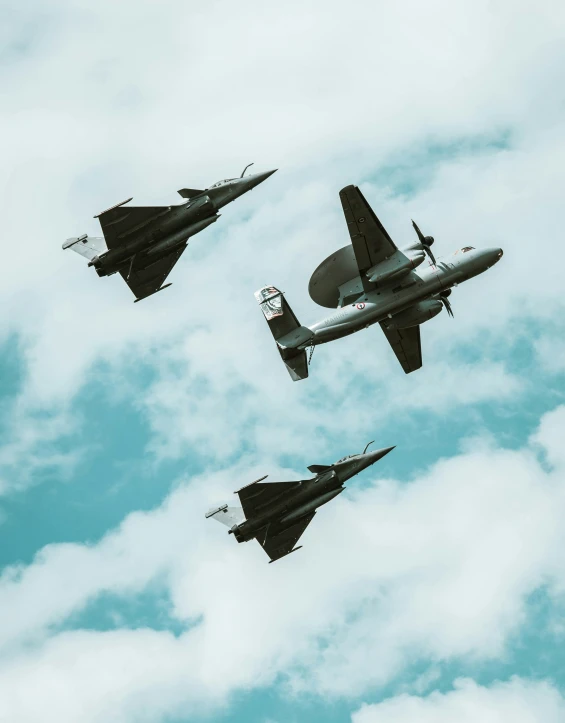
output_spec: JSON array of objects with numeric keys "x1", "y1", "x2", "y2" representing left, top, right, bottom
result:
[
  {"x1": 63, "y1": 165, "x2": 276, "y2": 302},
  {"x1": 206, "y1": 443, "x2": 394, "y2": 563},
  {"x1": 256, "y1": 185, "x2": 503, "y2": 380}
]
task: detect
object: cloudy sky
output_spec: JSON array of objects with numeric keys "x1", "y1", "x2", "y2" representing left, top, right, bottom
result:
[{"x1": 1, "y1": 0, "x2": 565, "y2": 720}]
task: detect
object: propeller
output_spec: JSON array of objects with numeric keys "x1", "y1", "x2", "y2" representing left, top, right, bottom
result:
[
  {"x1": 411, "y1": 220, "x2": 437, "y2": 265},
  {"x1": 440, "y1": 289, "x2": 454, "y2": 318}
]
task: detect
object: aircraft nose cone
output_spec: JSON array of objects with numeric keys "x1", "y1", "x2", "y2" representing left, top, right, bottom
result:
[
  {"x1": 369, "y1": 445, "x2": 396, "y2": 462},
  {"x1": 361, "y1": 446, "x2": 396, "y2": 469},
  {"x1": 251, "y1": 169, "x2": 278, "y2": 184},
  {"x1": 238, "y1": 169, "x2": 277, "y2": 193},
  {"x1": 484, "y1": 247, "x2": 503, "y2": 266}
]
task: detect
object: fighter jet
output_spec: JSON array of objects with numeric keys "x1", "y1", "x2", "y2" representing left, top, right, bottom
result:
[
  {"x1": 63, "y1": 164, "x2": 276, "y2": 302},
  {"x1": 256, "y1": 184, "x2": 503, "y2": 380},
  {"x1": 206, "y1": 443, "x2": 394, "y2": 563}
]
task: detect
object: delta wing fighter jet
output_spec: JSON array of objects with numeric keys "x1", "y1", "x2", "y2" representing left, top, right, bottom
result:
[
  {"x1": 206, "y1": 443, "x2": 394, "y2": 563},
  {"x1": 63, "y1": 165, "x2": 276, "y2": 302},
  {"x1": 256, "y1": 185, "x2": 503, "y2": 380}
]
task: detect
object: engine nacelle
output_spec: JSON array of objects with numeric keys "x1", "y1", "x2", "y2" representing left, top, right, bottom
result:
[
  {"x1": 385, "y1": 299, "x2": 443, "y2": 329},
  {"x1": 366, "y1": 249, "x2": 425, "y2": 285}
]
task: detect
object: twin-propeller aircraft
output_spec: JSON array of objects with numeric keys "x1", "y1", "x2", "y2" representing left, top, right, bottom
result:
[{"x1": 256, "y1": 185, "x2": 503, "y2": 379}]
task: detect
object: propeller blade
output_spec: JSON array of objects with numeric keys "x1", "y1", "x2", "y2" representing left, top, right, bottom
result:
[
  {"x1": 442, "y1": 295, "x2": 454, "y2": 318},
  {"x1": 411, "y1": 219, "x2": 426, "y2": 243},
  {"x1": 412, "y1": 220, "x2": 436, "y2": 264},
  {"x1": 425, "y1": 246, "x2": 437, "y2": 266}
]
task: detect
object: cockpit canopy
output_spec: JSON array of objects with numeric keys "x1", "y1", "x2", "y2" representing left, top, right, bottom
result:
[
  {"x1": 209, "y1": 178, "x2": 235, "y2": 188},
  {"x1": 336, "y1": 454, "x2": 358, "y2": 464},
  {"x1": 461, "y1": 246, "x2": 475, "y2": 252}
]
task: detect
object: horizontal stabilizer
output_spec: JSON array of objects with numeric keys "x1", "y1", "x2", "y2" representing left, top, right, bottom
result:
[
  {"x1": 277, "y1": 325, "x2": 313, "y2": 349},
  {"x1": 307, "y1": 464, "x2": 332, "y2": 474},
  {"x1": 178, "y1": 188, "x2": 204, "y2": 199},
  {"x1": 205, "y1": 504, "x2": 245, "y2": 528},
  {"x1": 62, "y1": 234, "x2": 107, "y2": 261},
  {"x1": 284, "y1": 351, "x2": 308, "y2": 381}
]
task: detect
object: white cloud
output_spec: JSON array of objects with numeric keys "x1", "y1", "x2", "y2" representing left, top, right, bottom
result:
[
  {"x1": 352, "y1": 677, "x2": 565, "y2": 723},
  {"x1": 1, "y1": 1, "x2": 565, "y2": 717},
  {"x1": 0, "y1": 405, "x2": 565, "y2": 721}
]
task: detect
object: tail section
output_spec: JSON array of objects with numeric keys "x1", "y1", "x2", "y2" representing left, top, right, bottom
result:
[
  {"x1": 62, "y1": 234, "x2": 107, "y2": 261},
  {"x1": 254, "y1": 286, "x2": 312, "y2": 382},
  {"x1": 205, "y1": 504, "x2": 245, "y2": 528}
]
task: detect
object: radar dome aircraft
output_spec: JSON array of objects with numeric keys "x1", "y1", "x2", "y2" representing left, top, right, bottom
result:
[
  {"x1": 256, "y1": 184, "x2": 503, "y2": 380},
  {"x1": 206, "y1": 442, "x2": 394, "y2": 563},
  {"x1": 63, "y1": 164, "x2": 276, "y2": 302}
]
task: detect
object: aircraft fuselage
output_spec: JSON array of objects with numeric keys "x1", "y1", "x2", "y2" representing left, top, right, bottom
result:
[
  {"x1": 232, "y1": 447, "x2": 393, "y2": 544},
  {"x1": 306, "y1": 246, "x2": 503, "y2": 346},
  {"x1": 90, "y1": 169, "x2": 276, "y2": 277},
  {"x1": 91, "y1": 196, "x2": 218, "y2": 276}
]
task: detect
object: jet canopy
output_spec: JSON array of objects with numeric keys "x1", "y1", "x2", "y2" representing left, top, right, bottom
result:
[
  {"x1": 335, "y1": 453, "x2": 359, "y2": 463},
  {"x1": 209, "y1": 179, "x2": 234, "y2": 188}
]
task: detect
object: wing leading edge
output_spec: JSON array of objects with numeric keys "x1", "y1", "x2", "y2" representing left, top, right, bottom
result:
[{"x1": 379, "y1": 323, "x2": 422, "y2": 374}]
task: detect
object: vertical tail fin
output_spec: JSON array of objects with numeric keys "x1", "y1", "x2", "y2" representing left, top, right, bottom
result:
[
  {"x1": 254, "y1": 286, "x2": 312, "y2": 382},
  {"x1": 205, "y1": 504, "x2": 245, "y2": 528},
  {"x1": 62, "y1": 234, "x2": 107, "y2": 261}
]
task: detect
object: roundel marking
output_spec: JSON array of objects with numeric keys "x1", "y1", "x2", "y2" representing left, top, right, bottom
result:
[
  {"x1": 356, "y1": 302, "x2": 366, "y2": 310},
  {"x1": 358, "y1": 216, "x2": 366, "y2": 223}
]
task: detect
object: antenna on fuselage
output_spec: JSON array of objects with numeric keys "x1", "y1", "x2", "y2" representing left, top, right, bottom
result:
[
  {"x1": 240, "y1": 162, "x2": 254, "y2": 178},
  {"x1": 362, "y1": 441, "x2": 375, "y2": 454}
]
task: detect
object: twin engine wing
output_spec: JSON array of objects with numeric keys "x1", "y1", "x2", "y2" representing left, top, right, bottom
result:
[
  {"x1": 339, "y1": 185, "x2": 398, "y2": 292},
  {"x1": 379, "y1": 323, "x2": 422, "y2": 374}
]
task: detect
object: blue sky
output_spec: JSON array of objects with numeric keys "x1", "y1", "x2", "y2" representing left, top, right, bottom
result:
[{"x1": 1, "y1": 1, "x2": 565, "y2": 721}]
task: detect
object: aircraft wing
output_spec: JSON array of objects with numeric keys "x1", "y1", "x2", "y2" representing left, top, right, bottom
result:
[
  {"x1": 97, "y1": 202, "x2": 169, "y2": 249},
  {"x1": 379, "y1": 323, "x2": 422, "y2": 374},
  {"x1": 236, "y1": 481, "x2": 301, "y2": 520},
  {"x1": 256, "y1": 512, "x2": 316, "y2": 563},
  {"x1": 120, "y1": 245, "x2": 186, "y2": 301},
  {"x1": 340, "y1": 185, "x2": 398, "y2": 291}
]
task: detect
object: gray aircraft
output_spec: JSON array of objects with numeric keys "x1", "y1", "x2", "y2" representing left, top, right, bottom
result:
[
  {"x1": 206, "y1": 443, "x2": 394, "y2": 563},
  {"x1": 256, "y1": 185, "x2": 503, "y2": 380},
  {"x1": 63, "y1": 164, "x2": 276, "y2": 302}
]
